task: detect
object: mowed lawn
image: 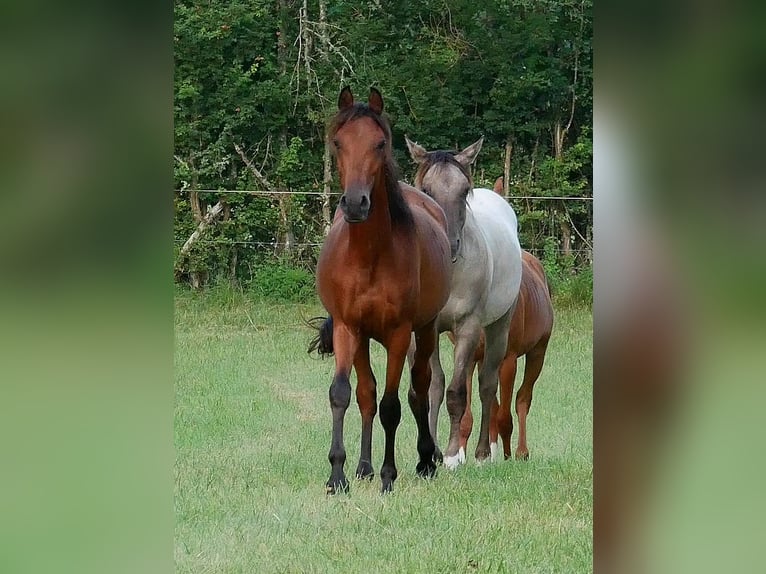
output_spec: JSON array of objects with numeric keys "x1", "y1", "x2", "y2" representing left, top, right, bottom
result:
[{"x1": 175, "y1": 288, "x2": 592, "y2": 573}]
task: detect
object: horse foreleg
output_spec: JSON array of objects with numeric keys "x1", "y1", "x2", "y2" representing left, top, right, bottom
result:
[
  {"x1": 379, "y1": 325, "x2": 411, "y2": 493},
  {"x1": 475, "y1": 309, "x2": 513, "y2": 462},
  {"x1": 353, "y1": 339, "x2": 377, "y2": 479},
  {"x1": 515, "y1": 343, "x2": 548, "y2": 460},
  {"x1": 408, "y1": 320, "x2": 438, "y2": 478},
  {"x1": 496, "y1": 353, "x2": 518, "y2": 460},
  {"x1": 444, "y1": 319, "x2": 481, "y2": 469},
  {"x1": 427, "y1": 342, "x2": 445, "y2": 464},
  {"x1": 326, "y1": 323, "x2": 359, "y2": 494}
]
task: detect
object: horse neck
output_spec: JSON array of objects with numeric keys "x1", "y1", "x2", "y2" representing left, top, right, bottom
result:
[{"x1": 348, "y1": 170, "x2": 395, "y2": 257}]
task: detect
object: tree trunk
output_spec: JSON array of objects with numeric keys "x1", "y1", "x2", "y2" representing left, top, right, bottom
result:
[
  {"x1": 554, "y1": 119, "x2": 565, "y2": 160},
  {"x1": 528, "y1": 135, "x2": 540, "y2": 184},
  {"x1": 560, "y1": 218, "x2": 572, "y2": 259},
  {"x1": 503, "y1": 136, "x2": 513, "y2": 198},
  {"x1": 189, "y1": 163, "x2": 202, "y2": 223},
  {"x1": 175, "y1": 201, "x2": 225, "y2": 270},
  {"x1": 322, "y1": 140, "x2": 333, "y2": 234}
]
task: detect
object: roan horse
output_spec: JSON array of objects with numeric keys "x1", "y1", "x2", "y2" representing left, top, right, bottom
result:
[
  {"x1": 308, "y1": 87, "x2": 451, "y2": 494},
  {"x1": 453, "y1": 249, "x2": 554, "y2": 461},
  {"x1": 453, "y1": 176, "x2": 554, "y2": 460},
  {"x1": 405, "y1": 136, "x2": 522, "y2": 468}
]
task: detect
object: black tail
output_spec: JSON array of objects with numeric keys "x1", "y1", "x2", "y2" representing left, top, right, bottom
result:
[{"x1": 306, "y1": 315, "x2": 334, "y2": 357}]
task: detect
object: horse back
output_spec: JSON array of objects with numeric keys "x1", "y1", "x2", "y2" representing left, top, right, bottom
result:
[{"x1": 469, "y1": 188, "x2": 523, "y2": 323}]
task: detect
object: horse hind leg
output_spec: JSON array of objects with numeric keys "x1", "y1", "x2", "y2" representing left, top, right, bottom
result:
[
  {"x1": 353, "y1": 340, "x2": 377, "y2": 480},
  {"x1": 458, "y1": 358, "x2": 476, "y2": 464},
  {"x1": 475, "y1": 309, "x2": 513, "y2": 463},
  {"x1": 495, "y1": 353, "x2": 518, "y2": 460},
  {"x1": 326, "y1": 324, "x2": 359, "y2": 494},
  {"x1": 515, "y1": 344, "x2": 547, "y2": 460},
  {"x1": 408, "y1": 321, "x2": 438, "y2": 479}
]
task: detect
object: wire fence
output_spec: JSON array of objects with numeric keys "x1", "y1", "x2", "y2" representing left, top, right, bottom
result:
[
  {"x1": 174, "y1": 188, "x2": 593, "y2": 282},
  {"x1": 175, "y1": 188, "x2": 593, "y2": 201}
]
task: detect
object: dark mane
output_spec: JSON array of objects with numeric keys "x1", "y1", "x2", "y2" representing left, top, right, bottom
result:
[
  {"x1": 329, "y1": 104, "x2": 413, "y2": 227},
  {"x1": 415, "y1": 150, "x2": 474, "y2": 189}
]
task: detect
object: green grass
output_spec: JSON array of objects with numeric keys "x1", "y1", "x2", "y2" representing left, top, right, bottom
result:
[{"x1": 175, "y1": 287, "x2": 592, "y2": 573}]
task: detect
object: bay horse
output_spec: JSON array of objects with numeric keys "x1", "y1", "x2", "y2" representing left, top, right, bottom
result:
[
  {"x1": 405, "y1": 136, "x2": 522, "y2": 469},
  {"x1": 309, "y1": 87, "x2": 451, "y2": 494},
  {"x1": 453, "y1": 249, "x2": 554, "y2": 461}
]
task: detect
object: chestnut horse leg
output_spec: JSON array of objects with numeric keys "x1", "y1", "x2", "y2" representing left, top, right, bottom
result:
[
  {"x1": 379, "y1": 325, "x2": 412, "y2": 493},
  {"x1": 458, "y1": 357, "x2": 476, "y2": 462},
  {"x1": 496, "y1": 354, "x2": 519, "y2": 460},
  {"x1": 326, "y1": 323, "x2": 360, "y2": 494},
  {"x1": 427, "y1": 343, "x2": 446, "y2": 464},
  {"x1": 354, "y1": 339, "x2": 377, "y2": 480},
  {"x1": 443, "y1": 319, "x2": 482, "y2": 469},
  {"x1": 408, "y1": 320, "x2": 438, "y2": 478},
  {"x1": 515, "y1": 344, "x2": 548, "y2": 460},
  {"x1": 475, "y1": 308, "x2": 513, "y2": 462}
]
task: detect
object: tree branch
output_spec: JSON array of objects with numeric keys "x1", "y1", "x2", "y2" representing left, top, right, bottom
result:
[{"x1": 234, "y1": 141, "x2": 276, "y2": 191}]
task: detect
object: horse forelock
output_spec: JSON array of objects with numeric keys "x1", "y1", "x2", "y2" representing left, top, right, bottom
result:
[{"x1": 416, "y1": 151, "x2": 474, "y2": 197}]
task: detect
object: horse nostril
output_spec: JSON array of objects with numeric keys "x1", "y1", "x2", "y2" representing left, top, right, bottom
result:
[
  {"x1": 340, "y1": 195, "x2": 347, "y2": 206},
  {"x1": 360, "y1": 195, "x2": 369, "y2": 207}
]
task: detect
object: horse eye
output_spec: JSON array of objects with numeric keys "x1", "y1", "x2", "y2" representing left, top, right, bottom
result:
[
  {"x1": 332, "y1": 138, "x2": 340, "y2": 149},
  {"x1": 376, "y1": 139, "x2": 386, "y2": 150}
]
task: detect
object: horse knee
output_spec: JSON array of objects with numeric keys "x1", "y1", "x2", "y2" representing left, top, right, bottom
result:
[
  {"x1": 445, "y1": 385, "x2": 467, "y2": 416},
  {"x1": 379, "y1": 393, "x2": 401, "y2": 431}
]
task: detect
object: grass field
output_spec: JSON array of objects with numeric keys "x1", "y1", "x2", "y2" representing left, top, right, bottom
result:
[{"x1": 175, "y1": 288, "x2": 592, "y2": 573}]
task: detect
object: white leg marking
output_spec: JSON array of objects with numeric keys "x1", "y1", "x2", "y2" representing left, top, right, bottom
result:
[
  {"x1": 444, "y1": 452, "x2": 465, "y2": 470},
  {"x1": 490, "y1": 441, "x2": 498, "y2": 462}
]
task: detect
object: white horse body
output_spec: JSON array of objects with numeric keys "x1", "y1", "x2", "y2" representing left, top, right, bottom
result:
[
  {"x1": 437, "y1": 188, "x2": 521, "y2": 329},
  {"x1": 407, "y1": 135, "x2": 523, "y2": 468}
]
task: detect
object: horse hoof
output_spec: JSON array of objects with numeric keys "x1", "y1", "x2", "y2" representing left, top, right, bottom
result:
[
  {"x1": 355, "y1": 461, "x2": 375, "y2": 480},
  {"x1": 380, "y1": 479, "x2": 394, "y2": 494},
  {"x1": 443, "y1": 451, "x2": 464, "y2": 470},
  {"x1": 416, "y1": 460, "x2": 437, "y2": 479},
  {"x1": 474, "y1": 446, "x2": 491, "y2": 463},
  {"x1": 515, "y1": 448, "x2": 530, "y2": 461},
  {"x1": 432, "y1": 447, "x2": 444, "y2": 465},
  {"x1": 325, "y1": 477, "x2": 349, "y2": 495}
]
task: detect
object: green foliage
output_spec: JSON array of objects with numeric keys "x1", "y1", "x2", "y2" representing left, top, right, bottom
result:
[
  {"x1": 248, "y1": 263, "x2": 315, "y2": 302},
  {"x1": 174, "y1": 0, "x2": 593, "y2": 288}
]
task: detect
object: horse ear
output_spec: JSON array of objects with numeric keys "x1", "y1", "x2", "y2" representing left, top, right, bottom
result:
[
  {"x1": 455, "y1": 136, "x2": 484, "y2": 167},
  {"x1": 368, "y1": 87, "x2": 384, "y2": 114},
  {"x1": 405, "y1": 135, "x2": 427, "y2": 164},
  {"x1": 493, "y1": 176, "x2": 504, "y2": 194},
  {"x1": 338, "y1": 86, "x2": 354, "y2": 110}
]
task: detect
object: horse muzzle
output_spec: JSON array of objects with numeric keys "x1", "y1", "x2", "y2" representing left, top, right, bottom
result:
[
  {"x1": 339, "y1": 190, "x2": 371, "y2": 223},
  {"x1": 450, "y1": 237, "x2": 461, "y2": 263}
]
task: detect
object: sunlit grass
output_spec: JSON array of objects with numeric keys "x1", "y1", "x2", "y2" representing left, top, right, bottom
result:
[{"x1": 175, "y1": 287, "x2": 592, "y2": 573}]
